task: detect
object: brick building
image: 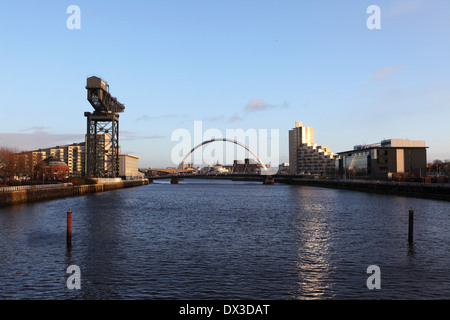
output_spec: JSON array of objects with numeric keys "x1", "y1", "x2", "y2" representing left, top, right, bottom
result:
[{"x1": 42, "y1": 157, "x2": 70, "y2": 180}]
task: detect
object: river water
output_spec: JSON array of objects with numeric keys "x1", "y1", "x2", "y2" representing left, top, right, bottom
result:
[{"x1": 0, "y1": 179, "x2": 449, "y2": 299}]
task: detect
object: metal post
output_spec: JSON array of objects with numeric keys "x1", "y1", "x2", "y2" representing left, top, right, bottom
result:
[
  {"x1": 67, "y1": 208, "x2": 72, "y2": 247},
  {"x1": 408, "y1": 208, "x2": 414, "y2": 243}
]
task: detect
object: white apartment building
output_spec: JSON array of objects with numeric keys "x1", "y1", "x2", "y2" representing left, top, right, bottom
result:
[{"x1": 289, "y1": 121, "x2": 336, "y2": 176}]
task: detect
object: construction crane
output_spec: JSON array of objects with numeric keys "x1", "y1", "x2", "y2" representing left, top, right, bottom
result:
[{"x1": 84, "y1": 76, "x2": 125, "y2": 178}]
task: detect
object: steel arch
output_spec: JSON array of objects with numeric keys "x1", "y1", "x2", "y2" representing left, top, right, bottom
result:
[{"x1": 175, "y1": 138, "x2": 271, "y2": 175}]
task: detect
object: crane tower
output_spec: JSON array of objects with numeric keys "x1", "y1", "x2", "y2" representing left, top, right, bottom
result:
[{"x1": 84, "y1": 76, "x2": 125, "y2": 178}]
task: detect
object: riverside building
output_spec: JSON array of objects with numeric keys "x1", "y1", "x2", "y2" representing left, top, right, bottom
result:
[
  {"x1": 17, "y1": 142, "x2": 85, "y2": 177},
  {"x1": 288, "y1": 121, "x2": 337, "y2": 176},
  {"x1": 337, "y1": 138, "x2": 428, "y2": 179},
  {"x1": 18, "y1": 136, "x2": 142, "y2": 179}
]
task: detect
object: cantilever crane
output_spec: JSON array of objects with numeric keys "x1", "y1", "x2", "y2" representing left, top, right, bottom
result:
[{"x1": 84, "y1": 76, "x2": 125, "y2": 178}]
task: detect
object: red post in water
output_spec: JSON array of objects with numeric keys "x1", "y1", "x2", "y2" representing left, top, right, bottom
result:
[{"x1": 67, "y1": 208, "x2": 72, "y2": 247}]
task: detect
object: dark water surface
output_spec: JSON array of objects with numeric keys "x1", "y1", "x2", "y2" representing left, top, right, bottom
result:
[{"x1": 0, "y1": 180, "x2": 449, "y2": 299}]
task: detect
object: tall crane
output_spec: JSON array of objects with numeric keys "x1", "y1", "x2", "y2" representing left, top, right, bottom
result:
[{"x1": 84, "y1": 76, "x2": 125, "y2": 178}]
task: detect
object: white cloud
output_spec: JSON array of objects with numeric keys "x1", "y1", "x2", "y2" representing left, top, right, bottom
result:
[
  {"x1": 244, "y1": 98, "x2": 270, "y2": 112},
  {"x1": 202, "y1": 115, "x2": 226, "y2": 122},
  {"x1": 372, "y1": 66, "x2": 404, "y2": 81},
  {"x1": 136, "y1": 114, "x2": 179, "y2": 122},
  {"x1": 120, "y1": 130, "x2": 164, "y2": 141},
  {"x1": 202, "y1": 113, "x2": 243, "y2": 123},
  {"x1": 228, "y1": 113, "x2": 242, "y2": 123},
  {"x1": 0, "y1": 131, "x2": 84, "y2": 152},
  {"x1": 244, "y1": 98, "x2": 289, "y2": 113}
]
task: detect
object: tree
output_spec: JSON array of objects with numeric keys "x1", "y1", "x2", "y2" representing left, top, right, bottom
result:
[
  {"x1": 429, "y1": 159, "x2": 450, "y2": 175},
  {"x1": 33, "y1": 158, "x2": 46, "y2": 182},
  {"x1": 444, "y1": 160, "x2": 450, "y2": 173},
  {"x1": 0, "y1": 147, "x2": 17, "y2": 182}
]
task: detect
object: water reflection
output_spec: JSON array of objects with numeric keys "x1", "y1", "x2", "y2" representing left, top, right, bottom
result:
[
  {"x1": 407, "y1": 242, "x2": 416, "y2": 258},
  {"x1": 291, "y1": 187, "x2": 336, "y2": 299}
]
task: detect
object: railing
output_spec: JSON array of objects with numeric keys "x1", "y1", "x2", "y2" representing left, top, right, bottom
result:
[
  {"x1": 0, "y1": 183, "x2": 73, "y2": 192},
  {"x1": 91, "y1": 178, "x2": 122, "y2": 184}
]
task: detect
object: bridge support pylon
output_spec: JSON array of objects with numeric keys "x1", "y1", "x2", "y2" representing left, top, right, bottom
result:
[
  {"x1": 171, "y1": 176, "x2": 179, "y2": 184},
  {"x1": 263, "y1": 175, "x2": 275, "y2": 185}
]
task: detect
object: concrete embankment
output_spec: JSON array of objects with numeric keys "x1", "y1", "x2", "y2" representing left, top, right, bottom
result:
[
  {"x1": 0, "y1": 179, "x2": 149, "y2": 207},
  {"x1": 279, "y1": 178, "x2": 450, "y2": 201}
]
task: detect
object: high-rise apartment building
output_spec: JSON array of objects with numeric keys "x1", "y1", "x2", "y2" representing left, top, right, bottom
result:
[
  {"x1": 289, "y1": 121, "x2": 336, "y2": 176},
  {"x1": 17, "y1": 136, "x2": 143, "y2": 179},
  {"x1": 24, "y1": 142, "x2": 86, "y2": 177}
]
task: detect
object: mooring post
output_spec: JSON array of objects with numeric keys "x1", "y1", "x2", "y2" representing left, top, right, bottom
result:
[
  {"x1": 263, "y1": 175, "x2": 275, "y2": 185},
  {"x1": 67, "y1": 208, "x2": 72, "y2": 247},
  {"x1": 408, "y1": 208, "x2": 414, "y2": 243}
]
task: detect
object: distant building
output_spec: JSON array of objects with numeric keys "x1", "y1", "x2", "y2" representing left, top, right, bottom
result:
[
  {"x1": 232, "y1": 158, "x2": 263, "y2": 174},
  {"x1": 42, "y1": 156, "x2": 69, "y2": 180},
  {"x1": 199, "y1": 162, "x2": 230, "y2": 174},
  {"x1": 18, "y1": 134, "x2": 127, "y2": 178},
  {"x1": 119, "y1": 154, "x2": 144, "y2": 179},
  {"x1": 288, "y1": 121, "x2": 337, "y2": 176},
  {"x1": 232, "y1": 160, "x2": 245, "y2": 173},
  {"x1": 13, "y1": 151, "x2": 44, "y2": 180},
  {"x1": 180, "y1": 162, "x2": 194, "y2": 170},
  {"x1": 278, "y1": 163, "x2": 290, "y2": 175},
  {"x1": 337, "y1": 138, "x2": 428, "y2": 179},
  {"x1": 17, "y1": 142, "x2": 85, "y2": 177}
]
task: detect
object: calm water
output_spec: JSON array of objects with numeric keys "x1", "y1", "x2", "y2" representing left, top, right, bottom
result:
[{"x1": 0, "y1": 179, "x2": 449, "y2": 299}]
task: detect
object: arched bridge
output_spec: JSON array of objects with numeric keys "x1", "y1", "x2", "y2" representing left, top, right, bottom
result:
[{"x1": 170, "y1": 138, "x2": 275, "y2": 185}]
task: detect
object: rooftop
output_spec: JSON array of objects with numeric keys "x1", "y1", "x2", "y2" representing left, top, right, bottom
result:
[{"x1": 353, "y1": 138, "x2": 426, "y2": 151}]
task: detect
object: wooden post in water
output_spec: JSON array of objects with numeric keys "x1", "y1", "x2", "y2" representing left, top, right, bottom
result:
[
  {"x1": 408, "y1": 208, "x2": 414, "y2": 243},
  {"x1": 67, "y1": 208, "x2": 72, "y2": 247}
]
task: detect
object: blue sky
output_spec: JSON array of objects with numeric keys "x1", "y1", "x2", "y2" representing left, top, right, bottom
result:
[{"x1": 1, "y1": 0, "x2": 449, "y2": 167}]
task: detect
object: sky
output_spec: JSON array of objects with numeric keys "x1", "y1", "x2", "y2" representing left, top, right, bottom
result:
[{"x1": 1, "y1": 0, "x2": 449, "y2": 168}]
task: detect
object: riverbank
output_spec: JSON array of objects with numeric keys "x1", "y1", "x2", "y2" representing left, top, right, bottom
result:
[
  {"x1": 279, "y1": 178, "x2": 450, "y2": 201},
  {"x1": 0, "y1": 179, "x2": 149, "y2": 207}
]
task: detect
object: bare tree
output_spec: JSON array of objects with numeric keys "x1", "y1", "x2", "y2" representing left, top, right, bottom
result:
[
  {"x1": 0, "y1": 147, "x2": 17, "y2": 183},
  {"x1": 33, "y1": 158, "x2": 45, "y2": 182},
  {"x1": 429, "y1": 159, "x2": 450, "y2": 175},
  {"x1": 444, "y1": 160, "x2": 450, "y2": 173}
]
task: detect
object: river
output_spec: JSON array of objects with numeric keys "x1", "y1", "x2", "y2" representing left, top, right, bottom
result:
[{"x1": 0, "y1": 179, "x2": 449, "y2": 299}]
